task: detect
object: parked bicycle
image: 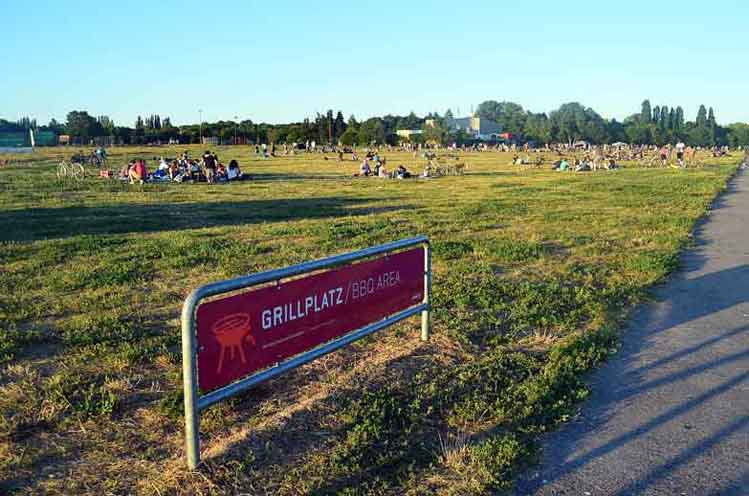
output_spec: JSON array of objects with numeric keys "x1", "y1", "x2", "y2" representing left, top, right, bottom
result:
[{"x1": 57, "y1": 160, "x2": 86, "y2": 180}]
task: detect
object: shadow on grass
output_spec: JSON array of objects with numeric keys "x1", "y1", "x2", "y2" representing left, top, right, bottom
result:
[
  {"x1": 250, "y1": 172, "x2": 349, "y2": 181},
  {"x1": 0, "y1": 197, "x2": 410, "y2": 242}
]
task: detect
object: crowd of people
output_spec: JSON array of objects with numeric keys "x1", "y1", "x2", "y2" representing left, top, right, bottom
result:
[
  {"x1": 354, "y1": 150, "x2": 413, "y2": 179},
  {"x1": 86, "y1": 139, "x2": 746, "y2": 187},
  {"x1": 119, "y1": 150, "x2": 249, "y2": 184}
]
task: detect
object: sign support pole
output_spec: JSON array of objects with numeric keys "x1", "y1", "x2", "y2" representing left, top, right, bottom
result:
[
  {"x1": 182, "y1": 294, "x2": 201, "y2": 470},
  {"x1": 421, "y1": 242, "x2": 432, "y2": 341}
]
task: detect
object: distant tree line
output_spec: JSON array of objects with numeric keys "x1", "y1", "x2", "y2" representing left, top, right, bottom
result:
[
  {"x1": 473, "y1": 99, "x2": 749, "y2": 147},
  {"x1": 3, "y1": 99, "x2": 749, "y2": 147}
]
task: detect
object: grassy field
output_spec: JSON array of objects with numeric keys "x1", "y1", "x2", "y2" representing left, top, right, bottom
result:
[{"x1": 0, "y1": 146, "x2": 739, "y2": 495}]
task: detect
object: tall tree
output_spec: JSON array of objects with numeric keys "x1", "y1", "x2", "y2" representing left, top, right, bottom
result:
[
  {"x1": 707, "y1": 107, "x2": 716, "y2": 127},
  {"x1": 675, "y1": 106, "x2": 685, "y2": 130},
  {"x1": 641, "y1": 99, "x2": 652, "y2": 123},
  {"x1": 652, "y1": 106, "x2": 661, "y2": 125},
  {"x1": 658, "y1": 105, "x2": 669, "y2": 129},
  {"x1": 325, "y1": 110, "x2": 334, "y2": 143},
  {"x1": 347, "y1": 115, "x2": 359, "y2": 131},
  {"x1": 696, "y1": 105, "x2": 708, "y2": 127},
  {"x1": 333, "y1": 111, "x2": 346, "y2": 141}
]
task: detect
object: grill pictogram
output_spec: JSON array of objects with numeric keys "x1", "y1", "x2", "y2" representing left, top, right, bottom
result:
[{"x1": 210, "y1": 313, "x2": 254, "y2": 374}]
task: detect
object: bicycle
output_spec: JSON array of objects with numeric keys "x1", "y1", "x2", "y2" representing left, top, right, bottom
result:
[{"x1": 57, "y1": 160, "x2": 86, "y2": 180}]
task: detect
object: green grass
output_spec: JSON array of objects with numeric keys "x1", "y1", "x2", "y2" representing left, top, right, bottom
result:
[{"x1": 0, "y1": 145, "x2": 739, "y2": 494}]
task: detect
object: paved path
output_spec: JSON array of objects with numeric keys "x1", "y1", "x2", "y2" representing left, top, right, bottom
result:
[{"x1": 516, "y1": 168, "x2": 749, "y2": 496}]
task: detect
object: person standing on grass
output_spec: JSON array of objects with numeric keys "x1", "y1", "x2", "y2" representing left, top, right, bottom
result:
[
  {"x1": 659, "y1": 145, "x2": 670, "y2": 167},
  {"x1": 675, "y1": 141, "x2": 686, "y2": 167},
  {"x1": 202, "y1": 150, "x2": 217, "y2": 183}
]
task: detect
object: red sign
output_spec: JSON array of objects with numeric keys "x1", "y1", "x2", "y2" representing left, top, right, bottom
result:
[{"x1": 196, "y1": 248, "x2": 425, "y2": 392}]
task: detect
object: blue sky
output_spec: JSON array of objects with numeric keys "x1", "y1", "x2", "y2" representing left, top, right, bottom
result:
[{"x1": 2, "y1": 0, "x2": 747, "y2": 126}]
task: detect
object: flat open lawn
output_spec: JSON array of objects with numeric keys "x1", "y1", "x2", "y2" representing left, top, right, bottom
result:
[{"x1": 0, "y1": 146, "x2": 739, "y2": 494}]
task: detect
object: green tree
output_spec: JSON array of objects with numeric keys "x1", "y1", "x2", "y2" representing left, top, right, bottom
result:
[
  {"x1": 674, "y1": 107, "x2": 685, "y2": 130},
  {"x1": 339, "y1": 127, "x2": 358, "y2": 146},
  {"x1": 549, "y1": 102, "x2": 606, "y2": 143},
  {"x1": 65, "y1": 111, "x2": 103, "y2": 140},
  {"x1": 641, "y1": 99, "x2": 652, "y2": 123},
  {"x1": 333, "y1": 111, "x2": 346, "y2": 142},
  {"x1": 658, "y1": 105, "x2": 669, "y2": 130},
  {"x1": 475, "y1": 100, "x2": 526, "y2": 134},
  {"x1": 652, "y1": 106, "x2": 661, "y2": 125},
  {"x1": 607, "y1": 119, "x2": 627, "y2": 143},
  {"x1": 524, "y1": 113, "x2": 552, "y2": 144},
  {"x1": 727, "y1": 123, "x2": 749, "y2": 147},
  {"x1": 357, "y1": 118, "x2": 385, "y2": 145},
  {"x1": 422, "y1": 121, "x2": 448, "y2": 145},
  {"x1": 696, "y1": 105, "x2": 708, "y2": 127}
]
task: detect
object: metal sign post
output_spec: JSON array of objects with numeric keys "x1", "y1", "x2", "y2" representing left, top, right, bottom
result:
[{"x1": 181, "y1": 236, "x2": 431, "y2": 469}]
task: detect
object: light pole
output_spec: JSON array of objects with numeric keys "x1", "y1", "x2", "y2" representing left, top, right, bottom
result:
[
  {"x1": 198, "y1": 109, "x2": 203, "y2": 145},
  {"x1": 234, "y1": 115, "x2": 238, "y2": 145}
]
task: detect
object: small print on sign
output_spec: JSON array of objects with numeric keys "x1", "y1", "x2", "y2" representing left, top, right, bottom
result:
[{"x1": 196, "y1": 248, "x2": 425, "y2": 392}]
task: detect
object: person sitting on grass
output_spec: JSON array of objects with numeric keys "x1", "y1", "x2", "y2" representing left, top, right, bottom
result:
[
  {"x1": 360, "y1": 159, "x2": 372, "y2": 176},
  {"x1": 396, "y1": 164, "x2": 411, "y2": 179},
  {"x1": 120, "y1": 161, "x2": 133, "y2": 181},
  {"x1": 129, "y1": 159, "x2": 147, "y2": 184},
  {"x1": 226, "y1": 160, "x2": 248, "y2": 181},
  {"x1": 575, "y1": 159, "x2": 592, "y2": 172},
  {"x1": 189, "y1": 160, "x2": 203, "y2": 182},
  {"x1": 169, "y1": 160, "x2": 181, "y2": 181},
  {"x1": 604, "y1": 158, "x2": 620, "y2": 170},
  {"x1": 378, "y1": 162, "x2": 390, "y2": 178},
  {"x1": 216, "y1": 162, "x2": 228, "y2": 182}
]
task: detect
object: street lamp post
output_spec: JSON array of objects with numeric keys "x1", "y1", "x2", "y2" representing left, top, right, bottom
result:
[
  {"x1": 198, "y1": 109, "x2": 203, "y2": 145},
  {"x1": 234, "y1": 115, "x2": 238, "y2": 145}
]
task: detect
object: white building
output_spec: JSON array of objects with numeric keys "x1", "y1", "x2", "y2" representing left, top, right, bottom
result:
[{"x1": 427, "y1": 116, "x2": 502, "y2": 140}]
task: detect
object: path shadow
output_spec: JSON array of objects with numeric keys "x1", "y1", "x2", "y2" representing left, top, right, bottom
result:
[
  {"x1": 514, "y1": 168, "x2": 749, "y2": 494},
  {"x1": 0, "y1": 197, "x2": 411, "y2": 242}
]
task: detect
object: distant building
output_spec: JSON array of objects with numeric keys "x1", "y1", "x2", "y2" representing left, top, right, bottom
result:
[
  {"x1": 445, "y1": 116, "x2": 501, "y2": 140},
  {"x1": 396, "y1": 129, "x2": 423, "y2": 139},
  {"x1": 201, "y1": 136, "x2": 219, "y2": 145}
]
